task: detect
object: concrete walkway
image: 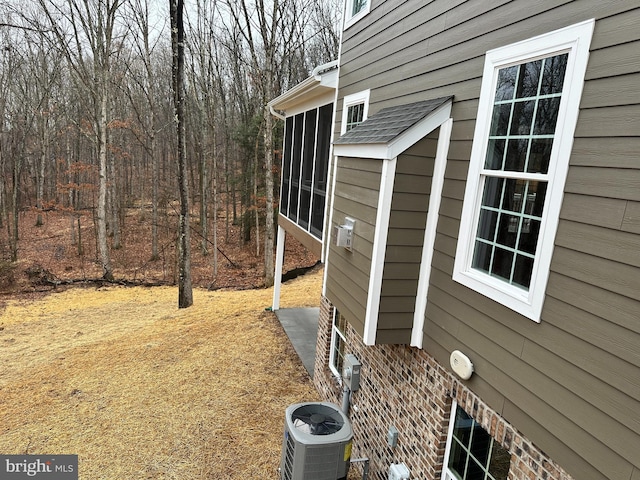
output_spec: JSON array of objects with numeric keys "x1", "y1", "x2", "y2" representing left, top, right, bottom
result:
[{"x1": 275, "y1": 307, "x2": 319, "y2": 378}]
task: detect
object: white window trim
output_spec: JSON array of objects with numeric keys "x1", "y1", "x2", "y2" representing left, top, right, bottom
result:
[
  {"x1": 344, "y1": 0, "x2": 371, "y2": 30},
  {"x1": 329, "y1": 310, "x2": 346, "y2": 379},
  {"x1": 441, "y1": 400, "x2": 460, "y2": 480},
  {"x1": 441, "y1": 401, "x2": 510, "y2": 480},
  {"x1": 340, "y1": 89, "x2": 370, "y2": 135},
  {"x1": 453, "y1": 20, "x2": 595, "y2": 322}
]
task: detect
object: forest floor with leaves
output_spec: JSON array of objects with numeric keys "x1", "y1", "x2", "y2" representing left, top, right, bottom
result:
[
  {"x1": 1, "y1": 207, "x2": 319, "y2": 297},
  {"x1": 0, "y1": 208, "x2": 344, "y2": 479}
]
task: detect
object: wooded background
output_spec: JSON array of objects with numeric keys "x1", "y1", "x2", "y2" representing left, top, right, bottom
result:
[{"x1": 0, "y1": 0, "x2": 339, "y2": 287}]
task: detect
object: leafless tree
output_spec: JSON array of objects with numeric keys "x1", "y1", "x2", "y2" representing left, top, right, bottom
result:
[
  {"x1": 33, "y1": 0, "x2": 128, "y2": 281},
  {"x1": 170, "y1": 0, "x2": 193, "y2": 307}
]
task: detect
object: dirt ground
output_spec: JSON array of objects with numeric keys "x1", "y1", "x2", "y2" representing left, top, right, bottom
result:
[
  {"x1": 2, "y1": 207, "x2": 319, "y2": 295},
  {"x1": 0, "y1": 267, "x2": 324, "y2": 479}
]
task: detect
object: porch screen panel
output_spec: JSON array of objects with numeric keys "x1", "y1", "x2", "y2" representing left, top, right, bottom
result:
[
  {"x1": 311, "y1": 103, "x2": 333, "y2": 237},
  {"x1": 280, "y1": 116, "x2": 294, "y2": 215},
  {"x1": 289, "y1": 112, "x2": 304, "y2": 223},
  {"x1": 299, "y1": 109, "x2": 317, "y2": 229}
]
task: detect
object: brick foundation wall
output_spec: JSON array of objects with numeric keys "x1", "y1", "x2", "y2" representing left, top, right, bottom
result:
[{"x1": 313, "y1": 295, "x2": 574, "y2": 480}]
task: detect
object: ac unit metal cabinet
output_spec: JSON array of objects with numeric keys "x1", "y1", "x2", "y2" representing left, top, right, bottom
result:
[{"x1": 280, "y1": 402, "x2": 353, "y2": 480}]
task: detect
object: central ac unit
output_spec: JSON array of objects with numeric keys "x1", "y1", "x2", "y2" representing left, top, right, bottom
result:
[{"x1": 280, "y1": 402, "x2": 353, "y2": 480}]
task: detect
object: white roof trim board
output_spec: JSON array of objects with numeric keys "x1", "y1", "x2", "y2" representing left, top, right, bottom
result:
[
  {"x1": 333, "y1": 96, "x2": 453, "y2": 160},
  {"x1": 267, "y1": 60, "x2": 339, "y2": 113}
]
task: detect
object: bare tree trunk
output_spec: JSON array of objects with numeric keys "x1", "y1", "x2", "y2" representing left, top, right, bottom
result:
[
  {"x1": 212, "y1": 131, "x2": 218, "y2": 278},
  {"x1": 151, "y1": 132, "x2": 159, "y2": 260},
  {"x1": 108, "y1": 150, "x2": 121, "y2": 250},
  {"x1": 171, "y1": 0, "x2": 193, "y2": 308},
  {"x1": 200, "y1": 147, "x2": 208, "y2": 256},
  {"x1": 36, "y1": 122, "x2": 48, "y2": 227},
  {"x1": 97, "y1": 86, "x2": 113, "y2": 280},
  {"x1": 65, "y1": 135, "x2": 77, "y2": 246},
  {"x1": 263, "y1": 103, "x2": 275, "y2": 287},
  {"x1": 34, "y1": 0, "x2": 121, "y2": 280},
  {"x1": 10, "y1": 157, "x2": 19, "y2": 262},
  {"x1": 254, "y1": 132, "x2": 260, "y2": 256}
]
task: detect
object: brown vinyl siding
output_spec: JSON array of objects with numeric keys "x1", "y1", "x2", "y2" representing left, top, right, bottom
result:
[
  {"x1": 377, "y1": 136, "x2": 437, "y2": 343},
  {"x1": 325, "y1": 157, "x2": 383, "y2": 337},
  {"x1": 334, "y1": 1, "x2": 640, "y2": 479}
]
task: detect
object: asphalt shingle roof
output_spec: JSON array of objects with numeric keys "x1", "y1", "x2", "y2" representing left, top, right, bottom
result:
[{"x1": 334, "y1": 96, "x2": 454, "y2": 145}]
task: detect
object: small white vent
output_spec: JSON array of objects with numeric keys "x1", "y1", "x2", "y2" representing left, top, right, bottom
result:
[{"x1": 450, "y1": 350, "x2": 474, "y2": 380}]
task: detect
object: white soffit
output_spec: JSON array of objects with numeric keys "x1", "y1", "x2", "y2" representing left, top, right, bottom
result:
[{"x1": 267, "y1": 61, "x2": 339, "y2": 114}]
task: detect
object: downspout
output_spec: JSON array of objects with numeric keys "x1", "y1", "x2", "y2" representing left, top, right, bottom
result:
[
  {"x1": 269, "y1": 104, "x2": 285, "y2": 121},
  {"x1": 321, "y1": 40, "x2": 345, "y2": 296}
]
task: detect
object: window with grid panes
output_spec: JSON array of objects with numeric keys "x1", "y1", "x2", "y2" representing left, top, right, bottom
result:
[
  {"x1": 443, "y1": 404, "x2": 510, "y2": 480},
  {"x1": 453, "y1": 21, "x2": 594, "y2": 321},
  {"x1": 341, "y1": 90, "x2": 369, "y2": 135},
  {"x1": 345, "y1": 102, "x2": 364, "y2": 132},
  {"x1": 344, "y1": 0, "x2": 370, "y2": 29},
  {"x1": 473, "y1": 53, "x2": 567, "y2": 289},
  {"x1": 329, "y1": 310, "x2": 347, "y2": 378}
]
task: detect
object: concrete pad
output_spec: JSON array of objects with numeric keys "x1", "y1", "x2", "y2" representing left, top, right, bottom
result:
[{"x1": 275, "y1": 307, "x2": 319, "y2": 378}]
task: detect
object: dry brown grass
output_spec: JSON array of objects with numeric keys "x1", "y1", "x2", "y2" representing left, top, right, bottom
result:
[{"x1": 0, "y1": 269, "x2": 324, "y2": 479}]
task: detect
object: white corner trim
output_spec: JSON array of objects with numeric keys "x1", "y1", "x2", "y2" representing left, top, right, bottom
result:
[
  {"x1": 363, "y1": 156, "x2": 397, "y2": 345},
  {"x1": 322, "y1": 149, "x2": 340, "y2": 299},
  {"x1": 411, "y1": 118, "x2": 453, "y2": 348}
]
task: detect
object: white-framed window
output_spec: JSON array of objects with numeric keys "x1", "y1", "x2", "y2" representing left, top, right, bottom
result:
[
  {"x1": 442, "y1": 402, "x2": 511, "y2": 480},
  {"x1": 341, "y1": 89, "x2": 370, "y2": 134},
  {"x1": 453, "y1": 20, "x2": 594, "y2": 322},
  {"x1": 344, "y1": 0, "x2": 371, "y2": 30},
  {"x1": 329, "y1": 309, "x2": 348, "y2": 378}
]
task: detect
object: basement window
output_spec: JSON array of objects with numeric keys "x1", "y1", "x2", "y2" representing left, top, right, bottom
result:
[
  {"x1": 442, "y1": 402, "x2": 510, "y2": 480},
  {"x1": 329, "y1": 310, "x2": 347, "y2": 378}
]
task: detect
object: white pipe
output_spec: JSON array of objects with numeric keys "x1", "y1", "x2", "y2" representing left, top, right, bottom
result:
[
  {"x1": 341, "y1": 386, "x2": 351, "y2": 416},
  {"x1": 269, "y1": 104, "x2": 286, "y2": 121}
]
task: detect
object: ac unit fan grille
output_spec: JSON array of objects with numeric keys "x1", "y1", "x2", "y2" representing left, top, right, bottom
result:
[{"x1": 291, "y1": 404, "x2": 344, "y2": 435}]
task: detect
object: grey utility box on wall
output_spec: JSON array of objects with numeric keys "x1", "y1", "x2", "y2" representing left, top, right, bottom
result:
[{"x1": 343, "y1": 354, "x2": 361, "y2": 391}]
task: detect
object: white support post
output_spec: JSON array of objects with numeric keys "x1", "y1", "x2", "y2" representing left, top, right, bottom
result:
[{"x1": 272, "y1": 225, "x2": 286, "y2": 310}]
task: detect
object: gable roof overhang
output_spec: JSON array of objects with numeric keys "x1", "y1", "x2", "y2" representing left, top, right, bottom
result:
[
  {"x1": 329, "y1": 96, "x2": 454, "y2": 347},
  {"x1": 333, "y1": 96, "x2": 453, "y2": 159},
  {"x1": 267, "y1": 60, "x2": 339, "y2": 116}
]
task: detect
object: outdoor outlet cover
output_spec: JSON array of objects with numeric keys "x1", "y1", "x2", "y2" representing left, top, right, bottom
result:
[{"x1": 387, "y1": 425, "x2": 399, "y2": 448}]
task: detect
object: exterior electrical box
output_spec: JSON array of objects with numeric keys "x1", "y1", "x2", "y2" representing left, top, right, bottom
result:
[
  {"x1": 333, "y1": 217, "x2": 355, "y2": 250},
  {"x1": 342, "y1": 354, "x2": 361, "y2": 391},
  {"x1": 387, "y1": 426, "x2": 399, "y2": 448}
]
